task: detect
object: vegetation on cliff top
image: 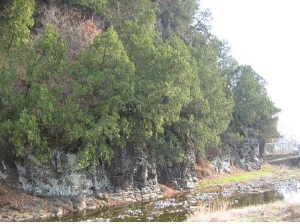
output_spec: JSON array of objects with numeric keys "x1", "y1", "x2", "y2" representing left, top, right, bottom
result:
[{"x1": 0, "y1": 0, "x2": 280, "y2": 168}]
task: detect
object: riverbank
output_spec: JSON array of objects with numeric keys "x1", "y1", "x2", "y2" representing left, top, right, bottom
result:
[
  {"x1": 187, "y1": 200, "x2": 300, "y2": 222},
  {"x1": 0, "y1": 178, "x2": 182, "y2": 221},
  {"x1": 0, "y1": 178, "x2": 54, "y2": 221},
  {"x1": 187, "y1": 164, "x2": 300, "y2": 222},
  {"x1": 1, "y1": 159, "x2": 299, "y2": 221}
]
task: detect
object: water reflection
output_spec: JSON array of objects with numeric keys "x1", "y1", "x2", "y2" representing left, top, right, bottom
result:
[
  {"x1": 226, "y1": 189, "x2": 284, "y2": 209},
  {"x1": 51, "y1": 196, "x2": 191, "y2": 222},
  {"x1": 47, "y1": 180, "x2": 300, "y2": 222},
  {"x1": 279, "y1": 181, "x2": 300, "y2": 204}
]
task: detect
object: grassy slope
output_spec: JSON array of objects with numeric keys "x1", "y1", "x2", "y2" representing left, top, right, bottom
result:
[
  {"x1": 188, "y1": 164, "x2": 300, "y2": 222},
  {"x1": 196, "y1": 166, "x2": 277, "y2": 188}
]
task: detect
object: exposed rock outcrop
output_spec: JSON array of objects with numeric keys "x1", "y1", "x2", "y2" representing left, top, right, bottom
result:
[
  {"x1": 157, "y1": 149, "x2": 198, "y2": 190},
  {"x1": 230, "y1": 127, "x2": 262, "y2": 171},
  {"x1": 0, "y1": 145, "x2": 163, "y2": 202},
  {"x1": 210, "y1": 155, "x2": 232, "y2": 173},
  {"x1": 0, "y1": 127, "x2": 263, "y2": 217},
  {"x1": 14, "y1": 149, "x2": 110, "y2": 196},
  {"x1": 107, "y1": 144, "x2": 162, "y2": 201}
]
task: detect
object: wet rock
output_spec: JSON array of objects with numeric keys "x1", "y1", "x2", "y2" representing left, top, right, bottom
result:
[
  {"x1": 94, "y1": 217, "x2": 110, "y2": 222},
  {"x1": 141, "y1": 187, "x2": 150, "y2": 195},
  {"x1": 71, "y1": 194, "x2": 85, "y2": 204},
  {"x1": 182, "y1": 179, "x2": 194, "y2": 190},
  {"x1": 142, "y1": 194, "x2": 150, "y2": 201},
  {"x1": 2, "y1": 145, "x2": 162, "y2": 219},
  {"x1": 86, "y1": 201, "x2": 97, "y2": 210},
  {"x1": 146, "y1": 216, "x2": 154, "y2": 221},
  {"x1": 122, "y1": 191, "x2": 130, "y2": 196},
  {"x1": 60, "y1": 197, "x2": 74, "y2": 211},
  {"x1": 55, "y1": 207, "x2": 64, "y2": 217},
  {"x1": 134, "y1": 192, "x2": 142, "y2": 197},
  {"x1": 95, "y1": 192, "x2": 109, "y2": 203},
  {"x1": 71, "y1": 195, "x2": 86, "y2": 210},
  {"x1": 149, "y1": 193, "x2": 157, "y2": 200},
  {"x1": 118, "y1": 214, "x2": 125, "y2": 219},
  {"x1": 13, "y1": 214, "x2": 26, "y2": 222},
  {"x1": 1, "y1": 214, "x2": 13, "y2": 221},
  {"x1": 125, "y1": 210, "x2": 135, "y2": 215},
  {"x1": 73, "y1": 201, "x2": 86, "y2": 210}
]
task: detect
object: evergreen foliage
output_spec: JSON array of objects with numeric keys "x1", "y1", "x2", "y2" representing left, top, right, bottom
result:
[
  {"x1": 67, "y1": 0, "x2": 108, "y2": 14},
  {"x1": 0, "y1": 0, "x2": 280, "y2": 168}
]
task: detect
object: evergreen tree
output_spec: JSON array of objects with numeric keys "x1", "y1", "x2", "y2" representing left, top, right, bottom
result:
[
  {"x1": 0, "y1": 0, "x2": 281, "y2": 169},
  {"x1": 219, "y1": 64, "x2": 280, "y2": 160},
  {"x1": 0, "y1": 23, "x2": 68, "y2": 162},
  {"x1": 230, "y1": 66, "x2": 280, "y2": 156},
  {"x1": 69, "y1": 27, "x2": 135, "y2": 167},
  {"x1": 0, "y1": 0, "x2": 37, "y2": 159},
  {"x1": 190, "y1": 34, "x2": 233, "y2": 151},
  {"x1": 67, "y1": 0, "x2": 108, "y2": 14},
  {"x1": 157, "y1": 0, "x2": 197, "y2": 40}
]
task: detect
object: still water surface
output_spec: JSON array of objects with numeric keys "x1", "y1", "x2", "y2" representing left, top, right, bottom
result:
[{"x1": 49, "y1": 180, "x2": 300, "y2": 222}]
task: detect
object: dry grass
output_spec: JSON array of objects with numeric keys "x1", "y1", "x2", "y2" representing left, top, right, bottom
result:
[
  {"x1": 159, "y1": 184, "x2": 182, "y2": 199},
  {"x1": 34, "y1": 2, "x2": 102, "y2": 55},
  {"x1": 188, "y1": 165, "x2": 300, "y2": 222},
  {"x1": 0, "y1": 179, "x2": 46, "y2": 211},
  {"x1": 195, "y1": 163, "x2": 218, "y2": 180},
  {"x1": 187, "y1": 200, "x2": 300, "y2": 222}
]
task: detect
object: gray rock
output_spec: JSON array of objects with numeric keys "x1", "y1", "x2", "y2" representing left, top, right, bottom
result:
[{"x1": 72, "y1": 201, "x2": 86, "y2": 210}]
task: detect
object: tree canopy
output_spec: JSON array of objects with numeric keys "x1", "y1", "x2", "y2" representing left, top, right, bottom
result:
[{"x1": 0, "y1": 0, "x2": 280, "y2": 168}]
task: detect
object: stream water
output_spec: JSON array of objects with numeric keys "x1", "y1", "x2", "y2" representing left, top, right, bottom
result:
[{"x1": 48, "y1": 179, "x2": 300, "y2": 222}]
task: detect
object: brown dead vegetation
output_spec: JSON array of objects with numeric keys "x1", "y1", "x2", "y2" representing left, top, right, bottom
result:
[
  {"x1": 0, "y1": 179, "x2": 47, "y2": 212},
  {"x1": 33, "y1": 2, "x2": 102, "y2": 55},
  {"x1": 187, "y1": 201, "x2": 300, "y2": 222},
  {"x1": 159, "y1": 184, "x2": 182, "y2": 199}
]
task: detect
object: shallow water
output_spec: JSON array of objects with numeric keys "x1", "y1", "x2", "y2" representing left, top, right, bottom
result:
[
  {"x1": 48, "y1": 180, "x2": 300, "y2": 222},
  {"x1": 278, "y1": 180, "x2": 300, "y2": 204}
]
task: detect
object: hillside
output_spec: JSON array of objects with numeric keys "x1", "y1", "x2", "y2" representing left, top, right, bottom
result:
[{"x1": 0, "y1": 0, "x2": 280, "y2": 218}]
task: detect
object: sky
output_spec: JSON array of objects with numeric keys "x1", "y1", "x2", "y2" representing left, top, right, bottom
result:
[{"x1": 200, "y1": 0, "x2": 300, "y2": 142}]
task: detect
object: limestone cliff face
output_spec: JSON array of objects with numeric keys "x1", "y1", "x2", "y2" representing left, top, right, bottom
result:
[
  {"x1": 14, "y1": 149, "x2": 111, "y2": 196},
  {"x1": 0, "y1": 0, "x2": 265, "y2": 199},
  {"x1": 107, "y1": 144, "x2": 161, "y2": 199},
  {"x1": 157, "y1": 149, "x2": 197, "y2": 190},
  {"x1": 0, "y1": 145, "x2": 162, "y2": 198},
  {"x1": 0, "y1": 129, "x2": 262, "y2": 197},
  {"x1": 230, "y1": 127, "x2": 262, "y2": 171}
]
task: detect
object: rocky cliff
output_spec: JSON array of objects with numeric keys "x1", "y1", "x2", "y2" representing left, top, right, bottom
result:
[{"x1": 0, "y1": 137, "x2": 262, "y2": 200}]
